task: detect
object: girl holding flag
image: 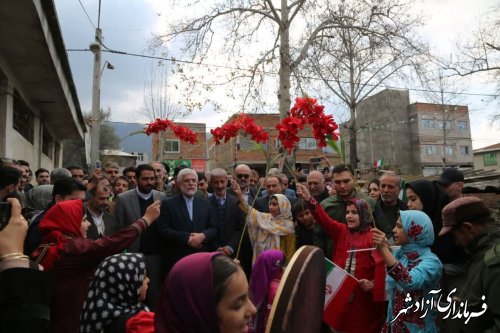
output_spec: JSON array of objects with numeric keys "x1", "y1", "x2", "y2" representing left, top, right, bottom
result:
[
  {"x1": 372, "y1": 210, "x2": 442, "y2": 333},
  {"x1": 296, "y1": 184, "x2": 386, "y2": 333}
]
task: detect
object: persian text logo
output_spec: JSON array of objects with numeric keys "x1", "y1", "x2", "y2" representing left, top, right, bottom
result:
[{"x1": 391, "y1": 288, "x2": 487, "y2": 324}]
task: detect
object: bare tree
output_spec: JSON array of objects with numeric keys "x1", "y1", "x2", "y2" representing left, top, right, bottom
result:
[
  {"x1": 442, "y1": 4, "x2": 500, "y2": 122},
  {"x1": 151, "y1": 0, "x2": 423, "y2": 120},
  {"x1": 303, "y1": 0, "x2": 427, "y2": 168},
  {"x1": 139, "y1": 61, "x2": 187, "y2": 122}
]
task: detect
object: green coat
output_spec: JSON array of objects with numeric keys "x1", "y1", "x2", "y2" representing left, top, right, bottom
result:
[
  {"x1": 316, "y1": 191, "x2": 375, "y2": 258},
  {"x1": 450, "y1": 225, "x2": 500, "y2": 332}
]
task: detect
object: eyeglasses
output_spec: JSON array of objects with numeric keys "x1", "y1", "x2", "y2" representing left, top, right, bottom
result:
[{"x1": 237, "y1": 174, "x2": 250, "y2": 179}]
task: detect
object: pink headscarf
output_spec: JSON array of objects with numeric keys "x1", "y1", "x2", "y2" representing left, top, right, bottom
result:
[{"x1": 155, "y1": 252, "x2": 222, "y2": 333}]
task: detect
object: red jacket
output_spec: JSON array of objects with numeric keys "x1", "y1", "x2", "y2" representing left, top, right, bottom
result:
[{"x1": 312, "y1": 201, "x2": 386, "y2": 333}]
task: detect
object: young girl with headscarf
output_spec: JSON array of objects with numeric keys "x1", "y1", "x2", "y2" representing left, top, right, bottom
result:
[
  {"x1": 80, "y1": 253, "x2": 153, "y2": 333},
  {"x1": 231, "y1": 180, "x2": 295, "y2": 263},
  {"x1": 155, "y1": 252, "x2": 256, "y2": 333},
  {"x1": 31, "y1": 199, "x2": 160, "y2": 333},
  {"x1": 249, "y1": 249, "x2": 285, "y2": 333},
  {"x1": 372, "y1": 210, "x2": 442, "y2": 333},
  {"x1": 296, "y1": 184, "x2": 386, "y2": 333}
]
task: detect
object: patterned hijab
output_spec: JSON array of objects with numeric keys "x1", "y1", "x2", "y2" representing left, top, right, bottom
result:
[
  {"x1": 32, "y1": 199, "x2": 84, "y2": 270},
  {"x1": 79, "y1": 253, "x2": 149, "y2": 333},
  {"x1": 155, "y1": 252, "x2": 222, "y2": 333},
  {"x1": 394, "y1": 210, "x2": 435, "y2": 262},
  {"x1": 269, "y1": 194, "x2": 292, "y2": 221}
]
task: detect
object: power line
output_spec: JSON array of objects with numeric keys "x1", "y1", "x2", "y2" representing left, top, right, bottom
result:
[
  {"x1": 66, "y1": 47, "x2": 500, "y2": 98},
  {"x1": 77, "y1": 0, "x2": 96, "y2": 29}
]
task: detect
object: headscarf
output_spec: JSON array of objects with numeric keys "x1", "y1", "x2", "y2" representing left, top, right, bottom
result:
[
  {"x1": 247, "y1": 194, "x2": 295, "y2": 263},
  {"x1": 269, "y1": 194, "x2": 292, "y2": 221},
  {"x1": 250, "y1": 250, "x2": 285, "y2": 309},
  {"x1": 406, "y1": 179, "x2": 450, "y2": 234},
  {"x1": 31, "y1": 199, "x2": 84, "y2": 270},
  {"x1": 249, "y1": 250, "x2": 285, "y2": 333},
  {"x1": 155, "y1": 252, "x2": 222, "y2": 333},
  {"x1": 23, "y1": 184, "x2": 53, "y2": 219},
  {"x1": 79, "y1": 253, "x2": 149, "y2": 333},
  {"x1": 393, "y1": 210, "x2": 434, "y2": 263},
  {"x1": 345, "y1": 198, "x2": 373, "y2": 232}
]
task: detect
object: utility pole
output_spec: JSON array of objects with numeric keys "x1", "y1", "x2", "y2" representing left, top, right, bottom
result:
[{"x1": 89, "y1": 28, "x2": 102, "y2": 167}]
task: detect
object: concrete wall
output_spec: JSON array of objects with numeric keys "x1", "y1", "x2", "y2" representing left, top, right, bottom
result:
[
  {"x1": 410, "y1": 103, "x2": 473, "y2": 170},
  {"x1": 474, "y1": 151, "x2": 500, "y2": 171},
  {"x1": 356, "y1": 89, "x2": 414, "y2": 173}
]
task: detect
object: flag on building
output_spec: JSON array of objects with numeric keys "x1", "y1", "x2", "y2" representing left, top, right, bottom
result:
[
  {"x1": 323, "y1": 258, "x2": 358, "y2": 328},
  {"x1": 373, "y1": 159, "x2": 384, "y2": 167}
]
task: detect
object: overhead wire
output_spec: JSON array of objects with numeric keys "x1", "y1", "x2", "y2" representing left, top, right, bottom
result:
[
  {"x1": 77, "y1": 0, "x2": 96, "y2": 29},
  {"x1": 66, "y1": 47, "x2": 500, "y2": 99}
]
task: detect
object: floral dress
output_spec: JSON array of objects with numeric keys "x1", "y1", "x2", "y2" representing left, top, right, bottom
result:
[{"x1": 385, "y1": 210, "x2": 443, "y2": 333}]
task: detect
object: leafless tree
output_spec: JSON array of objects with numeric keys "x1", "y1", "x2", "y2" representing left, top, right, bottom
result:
[
  {"x1": 302, "y1": 0, "x2": 428, "y2": 168},
  {"x1": 138, "y1": 61, "x2": 187, "y2": 122},
  {"x1": 442, "y1": 4, "x2": 500, "y2": 122}
]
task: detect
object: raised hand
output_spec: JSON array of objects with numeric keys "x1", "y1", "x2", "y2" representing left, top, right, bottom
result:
[
  {"x1": 296, "y1": 183, "x2": 312, "y2": 202},
  {"x1": 143, "y1": 200, "x2": 161, "y2": 225},
  {"x1": 371, "y1": 229, "x2": 389, "y2": 250}
]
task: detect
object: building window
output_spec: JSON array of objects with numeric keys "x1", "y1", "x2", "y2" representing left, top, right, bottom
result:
[
  {"x1": 13, "y1": 90, "x2": 34, "y2": 143},
  {"x1": 164, "y1": 139, "x2": 180, "y2": 153},
  {"x1": 42, "y1": 127, "x2": 53, "y2": 158},
  {"x1": 298, "y1": 138, "x2": 317, "y2": 150},
  {"x1": 424, "y1": 145, "x2": 437, "y2": 155},
  {"x1": 483, "y1": 152, "x2": 497, "y2": 166},
  {"x1": 438, "y1": 120, "x2": 452, "y2": 129},
  {"x1": 458, "y1": 121, "x2": 467, "y2": 130},
  {"x1": 460, "y1": 146, "x2": 469, "y2": 156},
  {"x1": 421, "y1": 119, "x2": 435, "y2": 129},
  {"x1": 136, "y1": 153, "x2": 144, "y2": 162},
  {"x1": 443, "y1": 145, "x2": 454, "y2": 156}
]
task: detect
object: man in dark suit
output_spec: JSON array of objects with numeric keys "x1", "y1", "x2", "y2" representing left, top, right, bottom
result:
[
  {"x1": 114, "y1": 164, "x2": 165, "y2": 310},
  {"x1": 158, "y1": 168, "x2": 217, "y2": 274},
  {"x1": 85, "y1": 185, "x2": 119, "y2": 240},
  {"x1": 255, "y1": 175, "x2": 297, "y2": 213},
  {"x1": 208, "y1": 168, "x2": 245, "y2": 257}
]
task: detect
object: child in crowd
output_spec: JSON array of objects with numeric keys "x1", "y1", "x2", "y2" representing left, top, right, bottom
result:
[
  {"x1": 249, "y1": 250, "x2": 286, "y2": 333},
  {"x1": 231, "y1": 180, "x2": 295, "y2": 263},
  {"x1": 296, "y1": 184, "x2": 386, "y2": 333},
  {"x1": 372, "y1": 210, "x2": 442, "y2": 333},
  {"x1": 292, "y1": 199, "x2": 315, "y2": 248},
  {"x1": 80, "y1": 253, "x2": 154, "y2": 333}
]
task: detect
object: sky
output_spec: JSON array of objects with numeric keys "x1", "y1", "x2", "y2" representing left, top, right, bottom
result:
[{"x1": 54, "y1": 0, "x2": 499, "y2": 149}]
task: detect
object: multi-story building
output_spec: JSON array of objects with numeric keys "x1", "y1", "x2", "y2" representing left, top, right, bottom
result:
[
  {"x1": 151, "y1": 122, "x2": 207, "y2": 173},
  {"x1": 208, "y1": 113, "x2": 340, "y2": 176},
  {"x1": 355, "y1": 89, "x2": 473, "y2": 175},
  {"x1": 0, "y1": 1, "x2": 86, "y2": 169}
]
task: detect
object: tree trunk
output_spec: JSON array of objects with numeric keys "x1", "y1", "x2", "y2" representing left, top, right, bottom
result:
[
  {"x1": 159, "y1": 130, "x2": 165, "y2": 163},
  {"x1": 278, "y1": 0, "x2": 291, "y2": 120},
  {"x1": 349, "y1": 105, "x2": 358, "y2": 169}
]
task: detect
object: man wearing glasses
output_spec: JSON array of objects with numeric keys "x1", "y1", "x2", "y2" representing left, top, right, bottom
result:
[{"x1": 228, "y1": 164, "x2": 258, "y2": 205}]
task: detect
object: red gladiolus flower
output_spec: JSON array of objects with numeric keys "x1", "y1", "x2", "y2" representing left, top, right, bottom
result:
[
  {"x1": 144, "y1": 119, "x2": 197, "y2": 144},
  {"x1": 277, "y1": 97, "x2": 339, "y2": 152},
  {"x1": 211, "y1": 113, "x2": 270, "y2": 145}
]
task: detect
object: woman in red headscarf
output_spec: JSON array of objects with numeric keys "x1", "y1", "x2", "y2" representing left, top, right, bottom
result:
[
  {"x1": 31, "y1": 199, "x2": 160, "y2": 333},
  {"x1": 296, "y1": 184, "x2": 386, "y2": 333}
]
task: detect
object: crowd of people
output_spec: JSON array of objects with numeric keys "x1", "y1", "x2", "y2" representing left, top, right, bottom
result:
[{"x1": 0, "y1": 156, "x2": 499, "y2": 333}]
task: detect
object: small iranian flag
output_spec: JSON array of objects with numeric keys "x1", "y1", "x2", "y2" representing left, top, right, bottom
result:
[{"x1": 323, "y1": 258, "x2": 359, "y2": 328}]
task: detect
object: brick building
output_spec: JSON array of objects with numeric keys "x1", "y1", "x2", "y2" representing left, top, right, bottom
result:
[
  {"x1": 355, "y1": 89, "x2": 473, "y2": 176},
  {"x1": 151, "y1": 122, "x2": 207, "y2": 173},
  {"x1": 207, "y1": 113, "x2": 340, "y2": 176}
]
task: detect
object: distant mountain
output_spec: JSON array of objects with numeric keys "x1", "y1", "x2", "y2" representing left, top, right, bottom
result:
[{"x1": 109, "y1": 122, "x2": 151, "y2": 158}]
